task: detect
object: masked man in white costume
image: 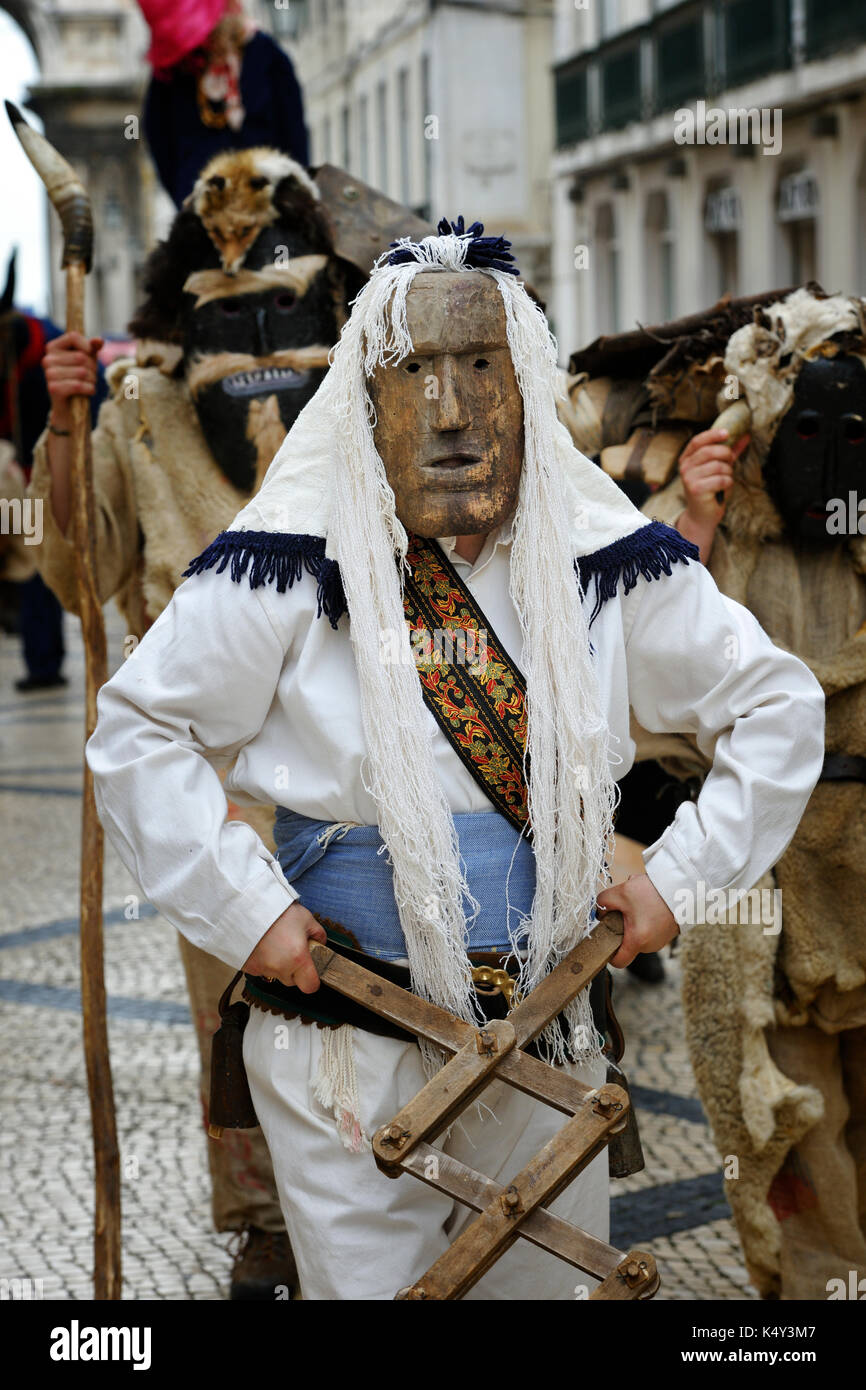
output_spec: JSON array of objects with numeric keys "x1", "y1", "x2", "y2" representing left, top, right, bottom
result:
[{"x1": 86, "y1": 222, "x2": 824, "y2": 1300}]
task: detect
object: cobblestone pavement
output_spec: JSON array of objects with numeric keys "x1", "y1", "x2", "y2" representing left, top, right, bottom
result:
[{"x1": 0, "y1": 606, "x2": 756, "y2": 1301}]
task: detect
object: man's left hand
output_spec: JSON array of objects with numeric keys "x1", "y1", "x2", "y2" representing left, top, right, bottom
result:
[{"x1": 596, "y1": 873, "x2": 679, "y2": 968}]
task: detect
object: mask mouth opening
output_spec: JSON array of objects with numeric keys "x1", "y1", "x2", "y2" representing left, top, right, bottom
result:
[{"x1": 220, "y1": 365, "x2": 312, "y2": 397}]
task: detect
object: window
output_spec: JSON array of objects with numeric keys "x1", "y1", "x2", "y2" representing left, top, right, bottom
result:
[
  {"x1": 776, "y1": 169, "x2": 819, "y2": 285},
  {"x1": 555, "y1": 62, "x2": 589, "y2": 148},
  {"x1": 594, "y1": 203, "x2": 620, "y2": 334},
  {"x1": 601, "y1": 46, "x2": 641, "y2": 131},
  {"x1": 705, "y1": 182, "x2": 741, "y2": 298},
  {"x1": 644, "y1": 191, "x2": 675, "y2": 322},
  {"x1": 359, "y1": 94, "x2": 370, "y2": 184},
  {"x1": 805, "y1": 0, "x2": 866, "y2": 57},
  {"x1": 655, "y1": 15, "x2": 704, "y2": 113},
  {"x1": 341, "y1": 104, "x2": 350, "y2": 171},
  {"x1": 421, "y1": 54, "x2": 432, "y2": 218},
  {"x1": 723, "y1": 0, "x2": 791, "y2": 88},
  {"x1": 377, "y1": 80, "x2": 388, "y2": 194},
  {"x1": 398, "y1": 68, "x2": 410, "y2": 206},
  {"x1": 786, "y1": 220, "x2": 816, "y2": 285},
  {"x1": 272, "y1": 0, "x2": 304, "y2": 37}
]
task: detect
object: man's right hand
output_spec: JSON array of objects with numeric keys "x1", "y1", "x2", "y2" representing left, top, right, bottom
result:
[
  {"x1": 676, "y1": 426, "x2": 750, "y2": 562},
  {"x1": 243, "y1": 901, "x2": 328, "y2": 994},
  {"x1": 43, "y1": 332, "x2": 103, "y2": 428}
]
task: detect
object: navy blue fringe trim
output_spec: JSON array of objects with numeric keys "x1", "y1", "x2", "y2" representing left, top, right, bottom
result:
[
  {"x1": 184, "y1": 520, "x2": 696, "y2": 633},
  {"x1": 182, "y1": 530, "x2": 346, "y2": 629},
  {"x1": 575, "y1": 521, "x2": 699, "y2": 626}
]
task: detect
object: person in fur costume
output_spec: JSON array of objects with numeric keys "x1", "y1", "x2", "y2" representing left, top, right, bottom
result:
[
  {"x1": 28, "y1": 149, "x2": 427, "y2": 1298},
  {"x1": 643, "y1": 285, "x2": 866, "y2": 1300}
]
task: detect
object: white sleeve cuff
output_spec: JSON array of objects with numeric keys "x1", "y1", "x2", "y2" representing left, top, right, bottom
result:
[
  {"x1": 198, "y1": 866, "x2": 300, "y2": 971},
  {"x1": 642, "y1": 830, "x2": 703, "y2": 931}
]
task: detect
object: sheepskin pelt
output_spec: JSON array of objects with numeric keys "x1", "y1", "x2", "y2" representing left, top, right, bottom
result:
[
  {"x1": 680, "y1": 900, "x2": 825, "y2": 1299},
  {"x1": 27, "y1": 356, "x2": 259, "y2": 637},
  {"x1": 720, "y1": 287, "x2": 866, "y2": 571},
  {"x1": 641, "y1": 429, "x2": 866, "y2": 1295}
]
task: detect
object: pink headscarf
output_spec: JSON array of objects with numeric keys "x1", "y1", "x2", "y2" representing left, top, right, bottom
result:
[{"x1": 138, "y1": 0, "x2": 226, "y2": 72}]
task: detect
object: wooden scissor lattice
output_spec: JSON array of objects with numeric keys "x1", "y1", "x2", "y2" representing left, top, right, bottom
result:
[{"x1": 309, "y1": 910, "x2": 659, "y2": 1301}]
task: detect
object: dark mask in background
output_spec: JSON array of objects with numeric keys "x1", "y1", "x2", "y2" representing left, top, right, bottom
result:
[
  {"x1": 183, "y1": 226, "x2": 339, "y2": 494},
  {"x1": 764, "y1": 354, "x2": 866, "y2": 543}
]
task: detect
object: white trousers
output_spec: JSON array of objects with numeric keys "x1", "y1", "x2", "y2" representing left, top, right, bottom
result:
[{"x1": 244, "y1": 1008, "x2": 610, "y2": 1301}]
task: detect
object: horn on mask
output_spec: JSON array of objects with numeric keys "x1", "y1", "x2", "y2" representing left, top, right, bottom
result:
[{"x1": 710, "y1": 397, "x2": 752, "y2": 502}]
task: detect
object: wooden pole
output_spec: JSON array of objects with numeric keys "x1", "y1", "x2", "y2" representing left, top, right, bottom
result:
[
  {"x1": 66, "y1": 263, "x2": 118, "y2": 1300},
  {"x1": 7, "y1": 102, "x2": 120, "y2": 1300}
]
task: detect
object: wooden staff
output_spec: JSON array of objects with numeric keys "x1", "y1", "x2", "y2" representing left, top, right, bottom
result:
[{"x1": 6, "y1": 101, "x2": 119, "y2": 1300}]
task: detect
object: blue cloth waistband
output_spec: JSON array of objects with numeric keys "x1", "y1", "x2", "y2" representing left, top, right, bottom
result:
[{"x1": 273, "y1": 807, "x2": 536, "y2": 961}]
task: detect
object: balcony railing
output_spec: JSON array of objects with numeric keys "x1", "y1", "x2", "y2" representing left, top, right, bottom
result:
[
  {"x1": 804, "y1": 0, "x2": 866, "y2": 59},
  {"x1": 555, "y1": 62, "x2": 589, "y2": 147},
  {"x1": 553, "y1": 0, "x2": 845, "y2": 149},
  {"x1": 601, "y1": 46, "x2": 642, "y2": 130},
  {"x1": 656, "y1": 14, "x2": 704, "y2": 111},
  {"x1": 722, "y1": 0, "x2": 791, "y2": 89}
]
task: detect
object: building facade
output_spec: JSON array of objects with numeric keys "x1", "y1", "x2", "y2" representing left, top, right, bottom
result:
[
  {"x1": 551, "y1": 0, "x2": 866, "y2": 354},
  {"x1": 8, "y1": 0, "x2": 156, "y2": 337},
  {"x1": 272, "y1": 0, "x2": 555, "y2": 302}
]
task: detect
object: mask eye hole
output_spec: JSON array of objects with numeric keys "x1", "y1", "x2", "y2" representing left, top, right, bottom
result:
[
  {"x1": 474, "y1": 357, "x2": 490, "y2": 371},
  {"x1": 405, "y1": 361, "x2": 421, "y2": 374},
  {"x1": 842, "y1": 413, "x2": 865, "y2": 445},
  {"x1": 274, "y1": 292, "x2": 296, "y2": 311},
  {"x1": 219, "y1": 299, "x2": 243, "y2": 316},
  {"x1": 795, "y1": 410, "x2": 821, "y2": 440}
]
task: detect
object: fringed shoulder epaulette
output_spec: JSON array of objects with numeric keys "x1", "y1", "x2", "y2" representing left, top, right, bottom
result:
[
  {"x1": 575, "y1": 520, "x2": 699, "y2": 625},
  {"x1": 184, "y1": 519, "x2": 697, "y2": 632},
  {"x1": 182, "y1": 530, "x2": 347, "y2": 629}
]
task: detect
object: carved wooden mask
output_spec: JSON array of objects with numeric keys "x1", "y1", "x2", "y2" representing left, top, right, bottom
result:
[{"x1": 368, "y1": 272, "x2": 524, "y2": 538}]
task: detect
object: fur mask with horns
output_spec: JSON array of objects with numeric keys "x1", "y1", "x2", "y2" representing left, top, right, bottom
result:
[{"x1": 129, "y1": 149, "x2": 358, "y2": 495}]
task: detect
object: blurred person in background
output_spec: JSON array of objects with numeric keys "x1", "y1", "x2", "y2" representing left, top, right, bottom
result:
[
  {"x1": 139, "y1": 0, "x2": 309, "y2": 208},
  {"x1": 0, "y1": 251, "x2": 105, "y2": 690}
]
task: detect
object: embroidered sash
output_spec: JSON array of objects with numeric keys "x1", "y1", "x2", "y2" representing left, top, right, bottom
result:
[{"x1": 402, "y1": 535, "x2": 530, "y2": 835}]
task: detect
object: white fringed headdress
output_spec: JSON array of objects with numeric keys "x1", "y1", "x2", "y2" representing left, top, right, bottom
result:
[{"x1": 188, "y1": 222, "x2": 700, "y2": 1062}]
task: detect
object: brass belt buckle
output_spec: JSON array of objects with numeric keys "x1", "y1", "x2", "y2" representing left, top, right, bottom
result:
[{"x1": 470, "y1": 965, "x2": 520, "y2": 1010}]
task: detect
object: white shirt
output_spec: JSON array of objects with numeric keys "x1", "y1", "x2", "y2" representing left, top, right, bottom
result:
[{"x1": 86, "y1": 525, "x2": 825, "y2": 971}]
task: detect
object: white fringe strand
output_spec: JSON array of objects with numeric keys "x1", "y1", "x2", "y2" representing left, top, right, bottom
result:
[{"x1": 314, "y1": 1026, "x2": 370, "y2": 1153}]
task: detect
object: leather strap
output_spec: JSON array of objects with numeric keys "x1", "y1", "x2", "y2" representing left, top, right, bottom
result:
[{"x1": 819, "y1": 753, "x2": 866, "y2": 783}]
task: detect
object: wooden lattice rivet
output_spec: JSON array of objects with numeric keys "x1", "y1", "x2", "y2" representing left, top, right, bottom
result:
[
  {"x1": 623, "y1": 1260, "x2": 647, "y2": 1287},
  {"x1": 500, "y1": 1185, "x2": 523, "y2": 1216}
]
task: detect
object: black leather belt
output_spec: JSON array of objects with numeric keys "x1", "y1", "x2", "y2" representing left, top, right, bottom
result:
[
  {"x1": 820, "y1": 753, "x2": 866, "y2": 782},
  {"x1": 244, "y1": 931, "x2": 617, "y2": 1061}
]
